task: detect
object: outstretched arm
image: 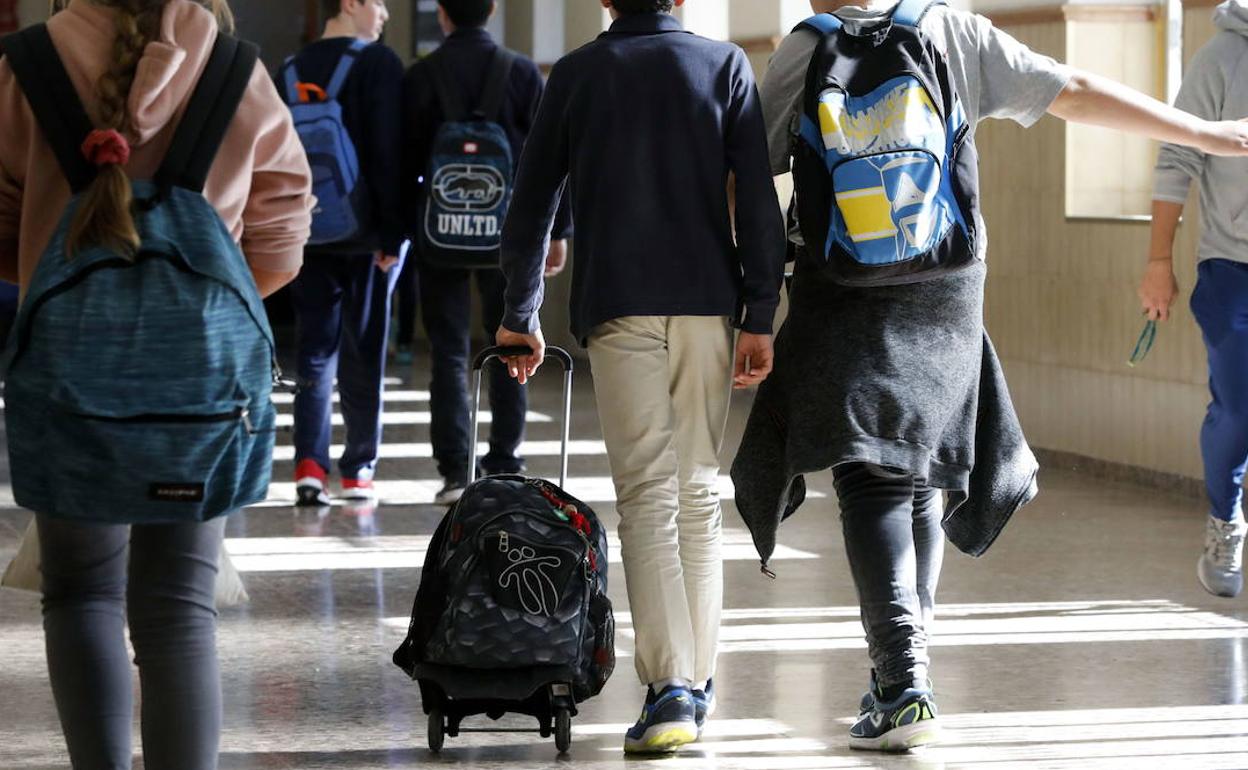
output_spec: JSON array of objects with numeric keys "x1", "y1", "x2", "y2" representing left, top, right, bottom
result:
[{"x1": 1048, "y1": 71, "x2": 1248, "y2": 156}]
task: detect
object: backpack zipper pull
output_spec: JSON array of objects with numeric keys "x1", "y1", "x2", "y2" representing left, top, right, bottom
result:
[{"x1": 573, "y1": 526, "x2": 597, "y2": 576}]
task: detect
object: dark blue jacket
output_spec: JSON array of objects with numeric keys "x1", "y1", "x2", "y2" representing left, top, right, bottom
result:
[
  {"x1": 500, "y1": 13, "x2": 786, "y2": 343},
  {"x1": 402, "y1": 28, "x2": 572, "y2": 251},
  {"x1": 276, "y1": 38, "x2": 406, "y2": 257}
]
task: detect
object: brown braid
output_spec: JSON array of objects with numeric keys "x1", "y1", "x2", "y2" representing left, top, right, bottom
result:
[{"x1": 47, "y1": 0, "x2": 237, "y2": 256}]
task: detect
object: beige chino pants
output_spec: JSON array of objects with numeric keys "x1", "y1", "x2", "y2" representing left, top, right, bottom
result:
[{"x1": 587, "y1": 316, "x2": 734, "y2": 685}]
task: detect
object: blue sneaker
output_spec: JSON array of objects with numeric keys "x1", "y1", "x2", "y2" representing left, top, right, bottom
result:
[
  {"x1": 693, "y1": 679, "x2": 716, "y2": 737},
  {"x1": 849, "y1": 687, "x2": 941, "y2": 752},
  {"x1": 624, "y1": 685, "x2": 698, "y2": 754}
]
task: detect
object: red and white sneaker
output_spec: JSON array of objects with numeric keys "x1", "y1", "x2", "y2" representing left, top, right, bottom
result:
[
  {"x1": 295, "y1": 459, "x2": 331, "y2": 507},
  {"x1": 341, "y1": 476, "x2": 377, "y2": 501}
]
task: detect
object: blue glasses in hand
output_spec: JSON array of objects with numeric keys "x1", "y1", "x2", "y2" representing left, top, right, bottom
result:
[{"x1": 1128, "y1": 319, "x2": 1157, "y2": 367}]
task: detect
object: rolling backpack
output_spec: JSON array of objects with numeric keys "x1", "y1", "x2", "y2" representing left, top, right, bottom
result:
[
  {"x1": 394, "y1": 473, "x2": 615, "y2": 698},
  {"x1": 791, "y1": 0, "x2": 980, "y2": 286},
  {"x1": 420, "y1": 48, "x2": 518, "y2": 269},
  {"x1": 394, "y1": 347, "x2": 614, "y2": 753},
  {"x1": 0, "y1": 26, "x2": 279, "y2": 524},
  {"x1": 281, "y1": 40, "x2": 370, "y2": 247}
]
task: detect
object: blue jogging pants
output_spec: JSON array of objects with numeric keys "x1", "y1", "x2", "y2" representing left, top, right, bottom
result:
[{"x1": 1192, "y1": 258, "x2": 1248, "y2": 522}]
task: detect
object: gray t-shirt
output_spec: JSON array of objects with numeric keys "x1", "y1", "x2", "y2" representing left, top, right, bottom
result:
[{"x1": 762, "y1": 3, "x2": 1073, "y2": 255}]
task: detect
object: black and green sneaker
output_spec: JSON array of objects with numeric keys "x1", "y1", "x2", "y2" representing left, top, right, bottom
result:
[
  {"x1": 859, "y1": 670, "x2": 934, "y2": 715},
  {"x1": 849, "y1": 686, "x2": 941, "y2": 752}
]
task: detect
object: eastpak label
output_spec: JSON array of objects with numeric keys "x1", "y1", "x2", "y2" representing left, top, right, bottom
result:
[{"x1": 149, "y1": 484, "x2": 206, "y2": 503}]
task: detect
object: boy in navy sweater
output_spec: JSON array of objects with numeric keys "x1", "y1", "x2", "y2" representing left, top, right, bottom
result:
[
  {"x1": 278, "y1": 0, "x2": 406, "y2": 507},
  {"x1": 497, "y1": 0, "x2": 786, "y2": 754},
  {"x1": 400, "y1": 0, "x2": 571, "y2": 505}
]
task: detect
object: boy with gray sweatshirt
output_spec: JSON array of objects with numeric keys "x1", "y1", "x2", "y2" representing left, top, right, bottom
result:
[{"x1": 1142, "y1": 0, "x2": 1248, "y2": 599}]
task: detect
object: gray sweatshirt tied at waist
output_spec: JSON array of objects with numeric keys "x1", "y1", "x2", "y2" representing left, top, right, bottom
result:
[{"x1": 731, "y1": 261, "x2": 1040, "y2": 573}]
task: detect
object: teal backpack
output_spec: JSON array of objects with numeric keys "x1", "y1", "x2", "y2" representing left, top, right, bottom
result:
[{"x1": 0, "y1": 26, "x2": 280, "y2": 524}]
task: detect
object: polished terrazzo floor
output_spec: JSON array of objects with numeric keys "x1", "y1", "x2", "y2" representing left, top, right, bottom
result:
[{"x1": 2, "y1": 353, "x2": 1247, "y2": 769}]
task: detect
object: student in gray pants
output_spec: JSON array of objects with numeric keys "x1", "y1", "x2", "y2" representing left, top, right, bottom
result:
[{"x1": 0, "y1": 0, "x2": 312, "y2": 767}]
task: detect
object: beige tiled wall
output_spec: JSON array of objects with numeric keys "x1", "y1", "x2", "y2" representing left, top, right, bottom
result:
[
  {"x1": 1064, "y1": 19, "x2": 1161, "y2": 218},
  {"x1": 982, "y1": 10, "x2": 1218, "y2": 480}
]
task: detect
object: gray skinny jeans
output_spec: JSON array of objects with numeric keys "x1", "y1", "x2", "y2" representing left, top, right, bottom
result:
[
  {"x1": 833, "y1": 463, "x2": 945, "y2": 691},
  {"x1": 37, "y1": 515, "x2": 225, "y2": 770}
]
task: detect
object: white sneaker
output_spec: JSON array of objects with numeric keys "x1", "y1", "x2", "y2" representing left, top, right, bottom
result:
[{"x1": 1198, "y1": 514, "x2": 1246, "y2": 598}]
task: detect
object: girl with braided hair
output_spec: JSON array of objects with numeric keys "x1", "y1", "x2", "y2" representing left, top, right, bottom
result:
[{"x1": 0, "y1": 1, "x2": 313, "y2": 767}]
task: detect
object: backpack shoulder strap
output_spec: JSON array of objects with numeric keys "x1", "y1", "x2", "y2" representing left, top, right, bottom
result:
[
  {"x1": 0, "y1": 24, "x2": 97, "y2": 193},
  {"x1": 156, "y1": 33, "x2": 259, "y2": 194},
  {"x1": 474, "y1": 47, "x2": 517, "y2": 121},
  {"x1": 427, "y1": 50, "x2": 467, "y2": 123},
  {"x1": 280, "y1": 56, "x2": 300, "y2": 105},
  {"x1": 893, "y1": 0, "x2": 945, "y2": 28},
  {"x1": 325, "y1": 39, "x2": 366, "y2": 101},
  {"x1": 793, "y1": 13, "x2": 843, "y2": 36}
]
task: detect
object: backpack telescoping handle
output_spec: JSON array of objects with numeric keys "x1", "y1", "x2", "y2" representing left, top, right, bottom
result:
[{"x1": 469, "y1": 346, "x2": 575, "y2": 488}]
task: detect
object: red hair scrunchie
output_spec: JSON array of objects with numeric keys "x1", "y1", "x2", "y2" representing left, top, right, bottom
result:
[{"x1": 81, "y1": 129, "x2": 131, "y2": 167}]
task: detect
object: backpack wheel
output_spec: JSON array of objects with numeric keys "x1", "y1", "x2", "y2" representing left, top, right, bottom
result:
[
  {"x1": 427, "y1": 708, "x2": 445, "y2": 752},
  {"x1": 554, "y1": 708, "x2": 572, "y2": 753}
]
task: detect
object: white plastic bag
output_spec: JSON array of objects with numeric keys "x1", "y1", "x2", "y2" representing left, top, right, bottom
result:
[
  {"x1": 0, "y1": 519, "x2": 40, "y2": 592},
  {"x1": 1, "y1": 519, "x2": 250, "y2": 608},
  {"x1": 215, "y1": 538, "x2": 250, "y2": 608}
]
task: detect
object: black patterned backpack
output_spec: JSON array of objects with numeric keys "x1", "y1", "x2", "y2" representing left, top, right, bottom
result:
[
  {"x1": 393, "y1": 347, "x2": 614, "y2": 753},
  {"x1": 393, "y1": 473, "x2": 614, "y2": 699}
]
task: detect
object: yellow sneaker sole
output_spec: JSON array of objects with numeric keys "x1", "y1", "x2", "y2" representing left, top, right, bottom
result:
[{"x1": 624, "y1": 724, "x2": 699, "y2": 754}]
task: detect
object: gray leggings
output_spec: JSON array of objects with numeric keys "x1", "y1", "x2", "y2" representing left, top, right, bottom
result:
[
  {"x1": 833, "y1": 463, "x2": 945, "y2": 691},
  {"x1": 37, "y1": 515, "x2": 225, "y2": 770}
]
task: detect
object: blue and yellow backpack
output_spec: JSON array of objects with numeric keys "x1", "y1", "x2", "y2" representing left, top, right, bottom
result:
[{"x1": 792, "y1": 0, "x2": 979, "y2": 286}]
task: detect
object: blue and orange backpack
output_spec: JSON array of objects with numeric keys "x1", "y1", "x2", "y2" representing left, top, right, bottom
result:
[{"x1": 280, "y1": 40, "x2": 369, "y2": 248}]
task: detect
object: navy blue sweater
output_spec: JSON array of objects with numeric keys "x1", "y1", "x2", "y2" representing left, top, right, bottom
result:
[
  {"x1": 276, "y1": 38, "x2": 406, "y2": 257},
  {"x1": 500, "y1": 13, "x2": 786, "y2": 343},
  {"x1": 402, "y1": 28, "x2": 572, "y2": 250}
]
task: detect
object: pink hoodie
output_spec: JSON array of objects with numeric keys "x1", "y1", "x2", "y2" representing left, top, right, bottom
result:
[{"x1": 0, "y1": 0, "x2": 314, "y2": 290}]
